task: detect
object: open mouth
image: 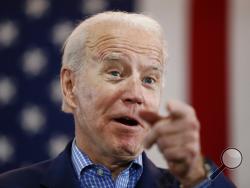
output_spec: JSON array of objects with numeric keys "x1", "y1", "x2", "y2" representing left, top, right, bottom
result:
[{"x1": 113, "y1": 116, "x2": 139, "y2": 126}]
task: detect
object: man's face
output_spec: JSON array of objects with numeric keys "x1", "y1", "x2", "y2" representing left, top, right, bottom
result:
[{"x1": 73, "y1": 23, "x2": 164, "y2": 160}]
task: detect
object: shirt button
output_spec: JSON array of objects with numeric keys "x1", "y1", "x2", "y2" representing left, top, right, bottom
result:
[{"x1": 97, "y1": 168, "x2": 104, "y2": 176}]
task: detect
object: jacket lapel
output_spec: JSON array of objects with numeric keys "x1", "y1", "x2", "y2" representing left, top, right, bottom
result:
[{"x1": 40, "y1": 141, "x2": 80, "y2": 188}]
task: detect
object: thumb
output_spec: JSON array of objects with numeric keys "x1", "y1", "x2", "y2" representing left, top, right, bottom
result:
[{"x1": 139, "y1": 110, "x2": 163, "y2": 149}]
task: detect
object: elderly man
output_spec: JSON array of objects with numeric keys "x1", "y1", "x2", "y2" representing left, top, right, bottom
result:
[{"x1": 0, "y1": 11, "x2": 234, "y2": 188}]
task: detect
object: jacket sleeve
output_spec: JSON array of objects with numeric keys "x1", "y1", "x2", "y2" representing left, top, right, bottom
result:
[{"x1": 193, "y1": 158, "x2": 236, "y2": 188}]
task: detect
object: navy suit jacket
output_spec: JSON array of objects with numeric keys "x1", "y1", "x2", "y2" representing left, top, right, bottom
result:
[{"x1": 0, "y1": 142, "x2": 235, "y2": 188}]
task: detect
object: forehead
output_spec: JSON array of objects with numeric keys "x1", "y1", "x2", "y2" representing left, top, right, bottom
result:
[{"x1": 85, "y1": 22, "x2": 164, "y2": 64}]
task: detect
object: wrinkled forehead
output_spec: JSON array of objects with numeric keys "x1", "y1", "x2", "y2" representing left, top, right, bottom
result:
[{"x1": 85, "y1": 21, "x2": 164, "y2": 64}]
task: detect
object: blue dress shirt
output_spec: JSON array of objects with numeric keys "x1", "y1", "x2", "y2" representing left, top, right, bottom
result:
[{"x1": 71, "y1": 140, "x2": 143, "y2": 188}]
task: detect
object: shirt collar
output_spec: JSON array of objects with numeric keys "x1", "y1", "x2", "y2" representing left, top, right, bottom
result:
[{"x1": 71, "y1": 138, "x2": 143, "y2": 179}]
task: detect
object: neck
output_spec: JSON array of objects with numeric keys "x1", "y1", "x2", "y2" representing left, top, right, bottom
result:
[{"x1": 75, "y1": 136, "x2": 135, "y2": 179}]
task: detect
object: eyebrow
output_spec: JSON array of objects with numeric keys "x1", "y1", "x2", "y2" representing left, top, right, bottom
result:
[
  {"x1": 145, "y1": 65, "x2": 164, "y2": 74},
  {"x1": 102, "y1": 52, "x2": 164, "y2": 73}
]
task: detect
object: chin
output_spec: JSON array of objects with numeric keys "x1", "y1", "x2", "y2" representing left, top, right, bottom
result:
[{"x1": 114, "y1": 139, "x2": 143, "y2": 158}]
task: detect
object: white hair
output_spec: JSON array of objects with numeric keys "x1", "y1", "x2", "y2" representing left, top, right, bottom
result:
[{"x1": 61, "y1": 11, "x2": 167, "y2": 112}]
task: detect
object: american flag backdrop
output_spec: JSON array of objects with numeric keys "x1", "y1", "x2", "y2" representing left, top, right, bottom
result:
[
  {"x1": 0, "y1": 0, "x2": 134, "y2": 174},
  {"x1": 1, "y1": 0, "x2": 250, "y2": 187}
]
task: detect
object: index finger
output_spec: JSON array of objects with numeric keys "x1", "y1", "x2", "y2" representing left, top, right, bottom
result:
[{"x1": 167, "y1": 100, "x2": 196, "y2": 118}]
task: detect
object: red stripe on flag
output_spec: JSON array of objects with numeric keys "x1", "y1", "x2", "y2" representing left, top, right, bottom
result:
[{"x1": 190, "y1": 0, "x2": 229, "y2": 166}]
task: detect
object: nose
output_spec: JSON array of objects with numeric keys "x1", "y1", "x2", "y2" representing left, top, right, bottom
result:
[{"x1": 121, "y1": 77, "x2": 144, "y2": 106}]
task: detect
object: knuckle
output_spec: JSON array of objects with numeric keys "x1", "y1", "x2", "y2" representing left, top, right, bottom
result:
[
  {"x1": 187, "y1": 131, "x2": 199, "y2": 143},
  {"x1": 184, "y1": 145, "x2": 196, "y2": 158},
  {"x1": 186, "y1": 116, "x2": 200, "y2": 130},
  {"x1": 186, "y1": 143, "x2": 200, "y2": 156},
  {"x1": 184, "y1": 132, "x2": 194, "y2": 143},
  {"x1": 191, "y1": 132, "x2": 199, "y2": 143}
]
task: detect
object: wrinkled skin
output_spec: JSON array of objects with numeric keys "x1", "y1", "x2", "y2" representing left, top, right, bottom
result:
[
  {"x1": 61, "y1": 22, "x2": 205, "y2": 186},
  {"x1": 61, "y1": 23, "x2": 163, "y2": 176}
]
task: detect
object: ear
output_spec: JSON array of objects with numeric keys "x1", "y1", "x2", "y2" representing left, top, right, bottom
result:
[{"x1": 60, "y1": 67, "x2": 77, "y2": 113}]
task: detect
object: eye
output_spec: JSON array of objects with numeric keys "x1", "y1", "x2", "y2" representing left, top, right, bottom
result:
[
  {"x1": 109, "y1": 70, "x2": 121, "y2": 77},
  {"x1": 142, "y1": 76, "x2": 156, "y2": 85}
]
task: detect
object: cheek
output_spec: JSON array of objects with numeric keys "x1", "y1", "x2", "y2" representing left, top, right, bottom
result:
[
  {"x1": 78, "y1": 86, "x2": 96, "y2": 107},
  {"x1": 93, "y1": 84, "x2": 125, "y2": 113},
  {"x1": 77, "y1": 80, "x2": 123, "y2": 117},
  {"x1": 74, "y1": 80, "x2": 100, "y2": 122}
]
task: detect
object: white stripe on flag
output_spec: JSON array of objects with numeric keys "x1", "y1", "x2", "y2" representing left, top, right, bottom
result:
[{"x1": 229, "y1": 0, "x2": 250, "y2": 187}]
